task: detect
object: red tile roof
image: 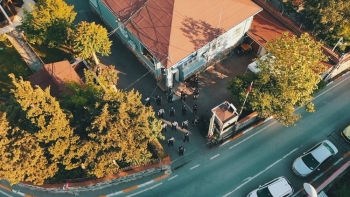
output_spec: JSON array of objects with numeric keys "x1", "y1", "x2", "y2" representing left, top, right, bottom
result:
[
  {"x1": 247, "y1": 10, "x2": 292, "y2": 47},
  {"x1": 29, "y1": 60, "x2": 84, "y2": 98},
  {"x1": 101, "y1": 0, "x2": 262, "y2": 68}
]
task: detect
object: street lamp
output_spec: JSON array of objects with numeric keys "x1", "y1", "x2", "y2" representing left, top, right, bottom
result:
[{"x1": 303, "y1": 183, "x2": 317, "y2": 197}]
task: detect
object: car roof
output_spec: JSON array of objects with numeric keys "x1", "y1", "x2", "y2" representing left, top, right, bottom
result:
[
  {"x1": 268, "y1": 177, "x2": 292, "y2": 196},
  {"x1": 343, "y1": 125, "x2": 350, "y2": 139},
  {"x1": 311, "y1": 140, "x2": 338, "y2": 162}
]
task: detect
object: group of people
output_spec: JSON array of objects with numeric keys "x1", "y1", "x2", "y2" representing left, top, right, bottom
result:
[{"x1": 144, "y1": 75, "x2": 201, "y2": 157}]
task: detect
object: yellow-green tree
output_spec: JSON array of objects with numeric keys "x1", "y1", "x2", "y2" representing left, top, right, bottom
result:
[
  {"x1": 62, "y1": 70, "x2": 163, "y2": 177},
  {"x1": 0, "y1": 74, "x2": 79, "y2": 185},
  {"x1": 70, "y1": 22, "x2": 112, "y2": 65},
  {"x1": 21, "y1": 0, "x2": 76, "y2": 47},
  {"x1": 228, "y1": 33, "x2": 328, "y2": 126}
]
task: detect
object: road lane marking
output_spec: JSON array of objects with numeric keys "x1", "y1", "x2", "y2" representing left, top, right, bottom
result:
[
  {"x1": 190, "y1": 164, "x2": 200, "y2": 170},
  {"x1": 126, "y1": 183, "x2": 162, "y2": 197},
  {"x1": 0, "y1": 190, "x2": 12, "y2": 197},
  {"x1": 333, "y1": 157, "x2": 343, "y2": 165},
  {"x1": 168, "y1": 175, "x2": 178, "y2": 181},
  {"x1": 229, "y1": 121, "x2": 276, "y2": 150},
  {"x1": 242, "y1": 177, "x2": 251, "y2": 182},
  {"x1": 222, "y1": 148, "x2": 298, "y2": 197},
  {"x1": 210, "y1": 154, "x2": 220, "y2": 160}
]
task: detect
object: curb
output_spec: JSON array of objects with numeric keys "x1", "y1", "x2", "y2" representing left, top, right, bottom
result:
[
  {"x1": 227, "y1": 116, "x2": 273, "y2": 142},
  {"x1": 0, "y1": 184, "x2": 36, "y2": 197},
  {"x1": 99, "y1": 174, "x2": 169, "y2": 197}
]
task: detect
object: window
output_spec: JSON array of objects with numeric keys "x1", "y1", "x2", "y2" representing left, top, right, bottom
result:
[{"x1": 233, "y1": 27, "x2": 242, "y2": 38}]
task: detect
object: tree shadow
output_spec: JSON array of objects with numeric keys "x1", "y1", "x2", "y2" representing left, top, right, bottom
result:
[{"x1": 180, "y1": 17, "x2": 225, "y2": 50}]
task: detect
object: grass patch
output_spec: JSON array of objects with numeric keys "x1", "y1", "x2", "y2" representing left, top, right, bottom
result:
[
  {"x1": 32, "y1": 44, "x2": 73, "y2": 63},
  {"x1": 0, "y1": 40, "x2": 33, "y2": 98},
  {"x1": 327, "y1": 170, "x2": 350, "y2": 197}
]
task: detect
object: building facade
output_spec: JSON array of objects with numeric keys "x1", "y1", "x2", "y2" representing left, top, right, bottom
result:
[{"x1": 90, "y1": 0, "x2": 262, "y2": 90}]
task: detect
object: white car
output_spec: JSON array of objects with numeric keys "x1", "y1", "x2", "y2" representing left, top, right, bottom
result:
[
  {"x1": 247, "y1": 176, "x2": 293, "y2": 197},
  {"x1": 292, "y1": 140, "x2": 338, "y2": 177}
]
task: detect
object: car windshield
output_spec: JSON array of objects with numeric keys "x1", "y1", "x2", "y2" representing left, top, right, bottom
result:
[
  {"x1": 257, "y1": 187, "x2": 273, "y2": 197},
  {"x1": 302, "y1": 153, "x2": 320, "y2": 170},
  {"x1": 323, "y1": 142, "x2": 335, "y2": 154}
]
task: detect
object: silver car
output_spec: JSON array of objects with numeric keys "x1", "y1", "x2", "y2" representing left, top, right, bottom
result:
[
  {"x1": 292, "y1": 140, "x2": 338, "y2": 177},
  {"x1": 247, "y1": 176, "x2": 293, "y2": 197}
]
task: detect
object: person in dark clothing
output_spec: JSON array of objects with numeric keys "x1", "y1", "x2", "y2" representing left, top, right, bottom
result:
[
  {"x1": 193, "y1": 76, "x2": 199, "y2": 88},
  {"x1": 171, "y1": 121, "x2": 178, "y2": 131},
  {"x1": 193, "y1": 88, "x2": 199, "y2": 100},
  {"x1": 156, "y1": 95, "x2": 162, "y2": 106},
  {"x1": 193, "y1": 104, "x2": 198, "y2": 116},
  {"x1": 169, "y1": 106, "x2": 175, "y2": 117},
  {"x1": 178, "y1": 146, "x2": 185, "y2": 156},
  {"x1": 158, "y1": 108, "x2": 165, "y2": 118},
  {"x1": 182, "y1": 120, "x2": 189, "y2": 129},
  {"x1": 181, "y1": 104, "x2": 187, "y2": 116},
  {"x1": 183, "y1": 132, "x2": 190, "y2": 142},
  {"x1": 145, "y1": 96, "x2": 151, "y2": 107},
  {"x1": 168, "y1": 137, "x2": 175, "y2": 147},
  {"x1": 192, "y1": 118, "x2": 199, "y2": 127},
  {"x1": 180, "y1": 90, "x2": 186, "y2": 101},
  {"x1": 167, "y1": 93, "x2": 173, "y2": 103}
]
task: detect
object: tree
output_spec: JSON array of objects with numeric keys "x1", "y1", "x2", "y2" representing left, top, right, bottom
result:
[
  {"x1": 21, "y1": 0, "x2": 76, "y2": 47},
  {"x1": 61, "y1": 70, "x2": 163, "y2": 178},
  {"x1": 228, "y1": 33, "x2": 328, "y2": 126},
  {"x1": 70, "y1": 22, "x2": 112, "y2": 65},
  {"x1": 301, "y1": 0, "x2": 350, "y2": 52},
  {"x1": 0, "y1": 74, "x2": 79, "y2": 185}
]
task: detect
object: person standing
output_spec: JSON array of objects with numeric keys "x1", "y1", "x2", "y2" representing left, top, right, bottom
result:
[
  {"x1": 156, "y1": 95, "x2": 162, "y2": 106},
  {"x1": 181, "y1": 104, "x2": 187, "y2": 116},
  {"x1": 183, "y1": 132, "x2": 190, "y2": 142},
  {"x1": 178, "y1": 146, "x2": 185, "y2": 156},
  {"x1": 145, "y1": 96, "x2": 151, "y2": 107},
  {"x1": 193, "y1": 88, "x2": 199, "y2": 100},
  {"x1": 193, "y1": 104, "x2": 198, "y2": 116},
  {"x1": 192, "y1": 118, "x2": 199, "y2": 127},
  {"x1": 167, "y1": 92, "x2": 173, "y2": 103},
  {"x1": 182, "y1": 120, "x2": 189, "y2": 129},
  {"x1": 171, "y1": 120, "x2": 178, "y2": 131},
  {"x1": 180, "y1": 90, "x2": 186, "y2": 101},
  {"x1": 168, "y1": 137, "x2": 175, "y2": 147},
  {"x1": 193, "y1": 76, "x2": 199, "y2": 88},
  {"x1": 162, "y1": 122, "x2": 167, "y2": 132},
  {"x1": 158, "y1": 108, "x2": 165, "y2": 118},
  {"x1": 169, "y1": 106, "x2": 175, "y2": 117}
]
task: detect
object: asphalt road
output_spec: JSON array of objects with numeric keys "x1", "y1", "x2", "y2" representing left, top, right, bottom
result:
[{"x1": 108, "y1": 74, "x2": 350, "y2": 197}]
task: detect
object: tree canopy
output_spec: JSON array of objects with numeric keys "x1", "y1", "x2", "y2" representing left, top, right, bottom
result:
[
  {"x1": 0, "y1": 70, "x2": 163, "y2": 184},
  {"x1": 21, "y1": 0, "x2": 76, "y2": 47},
  {"x1": 301, "y1": 0, "x2": 350, "y2": 52},
  {"x1": 70, "y1": 22, "x2": 112, "y2": 65},
  {"x1": 228, "y1": 33, "x2": 328, "y2": 126}
]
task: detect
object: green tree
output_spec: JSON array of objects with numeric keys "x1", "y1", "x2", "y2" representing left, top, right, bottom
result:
[
  {"x1": 301, "y1": 0, "x2": 350, "y2": 52},
  {"x1": 228, "y1": 33, "x2": 328, "y2": 126},
  {"x1": 70, "y1": 22, "x2": 112, "y2": 65},
  {"x1": 21, "y1": 0, "x2": 76, "y2": 47}
]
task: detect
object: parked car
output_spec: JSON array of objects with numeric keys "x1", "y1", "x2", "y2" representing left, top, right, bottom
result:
[
  {"x1": 341, "y1": 125, "x2": 350, "y2": 143},
  {"x1": 247, "y1": 176, "x2": 293, "y2": 197},
  {"x1": 292, "y1": 140, "x2": 338, "y2": 177}
]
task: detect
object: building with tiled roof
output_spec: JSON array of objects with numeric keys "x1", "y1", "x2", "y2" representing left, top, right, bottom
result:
[
  {"x1": 90, "y1": 0, "x2": 262, "y2": 90},
  {"x1": 29, "y1": 60, "x2": 84, "y2": 98}
]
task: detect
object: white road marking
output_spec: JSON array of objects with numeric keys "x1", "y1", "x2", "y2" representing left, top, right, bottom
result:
[
  {"x1": 210, "y1": 154, "x2": 220, "y2": 160},
  {"x1": 221, "y1": 140, "x2": 230, "y2": 146},
  {"x1": 229, "y1": 121, "x2": 276, "y2": 150},
  {"x1": 242, "y1": 177, "x2": 251, "y2": 182},
  {"x1": 107, "y1": 191, "x2": 123, "y2": 196},
  {"x1": 333, "y1": 157, "x2": 343, "y2": 165},
  {"x1": 190, "y1": 164, "x2": 200, "y2": 170},
  {"x1": 126, "y1": 183, "x2": 162, "y2": 197},
  {"x1": 292, "y1": 189, "x2": 302, "y2": 197},
  {"x1": 313, "y1": 74, "x2": 350, "y2": 100},
  {"x1": 168, "y1": 175, "x2": 178, "y2": 181},
  {"x1": 0, "y1": 190, "x2": 12, "y2": 197},
  {"x1": 222, "y1": 148, "x2": 298, "y2": 197}
]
